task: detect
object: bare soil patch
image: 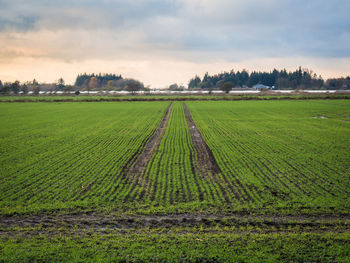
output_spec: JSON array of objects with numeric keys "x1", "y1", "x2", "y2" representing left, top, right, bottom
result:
[
  {"x1": 312, "y1": 115, "x2": 328, "y2": 119},
  {"x1": 1, "y1": 212, "x2": 349, "y2": 236},
  {"x1": 183, "y1": 103, "x2": 221, "y2": 176}
]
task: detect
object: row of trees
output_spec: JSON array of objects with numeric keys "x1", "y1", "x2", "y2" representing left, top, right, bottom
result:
[
  {"x1": 75, "y1": 73, "x2": 146, "y2": 92},
  {"x1": 0, "y1": 79, "x2": 41, "y2": 95},
  {"x1": 75, "y1": 73, "x2": 122, "y2": 87},
  {"x1": 1, "y1": 68, "x2": 349, "y2": 94},
  {"x1": 0, "y1": 74, "x2": 146, "y2": 94},
  {"x1": 0, "y1": 78, "x2": 78, "y2": 95},
  {"x1": 168, "y1": 83, "x2": 186, "y2": 91},
  {"x1": 325, "y1": 77, "x2": 350, "y2": 90},
  {"x1": 188, "y1": 68, "x2": 349, "y2": 90}
]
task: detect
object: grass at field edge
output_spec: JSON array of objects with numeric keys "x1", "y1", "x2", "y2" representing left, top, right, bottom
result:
[{"x1": 1, "y1": 232, "x2": 349, "y2": 262}]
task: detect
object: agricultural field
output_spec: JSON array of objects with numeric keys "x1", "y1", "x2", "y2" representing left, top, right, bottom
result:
[
  {"x1": 187, "y1": 100, "x2": 350, "y2": 213},
  {"x1": 1, "y1": 93, "x2": 350, "y2": 102},
  {"x1": 0, "y1": 102, "x2": 169, "y2": 213},
  {"x1": 0, "y1": 99, "x2": 350, "y2": 261}
]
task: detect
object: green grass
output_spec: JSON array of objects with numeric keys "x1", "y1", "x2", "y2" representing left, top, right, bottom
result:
[
  {"x1": 135, "y1": 102, "x2": 199, "y2": 203},
  {"x1": 1, "y1": 100, "x2": 350, "y2": 215},
  {"x1": 0, "y1": 102, "x2": 169, "y2": 214},
  {"x1": 187, "y1": 100, "x2": 350, "y2": 212},
  {"x1": 1, "y1": 232, "x2": 350, "y2": 262},
  {"x1": 1, "y1": 99, "x2": 350, "y2": 261}
]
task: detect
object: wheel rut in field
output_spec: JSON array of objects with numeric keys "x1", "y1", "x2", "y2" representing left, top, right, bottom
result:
[
  {"x1": 123, "y1": 103, "x2": 173, "y2": 178},
  {"x1": 183, "y1": 103, "x2": 221, "y2": 176},
  {"x1": 1, "y1": 212, "x2": 349, "y2": 236}
]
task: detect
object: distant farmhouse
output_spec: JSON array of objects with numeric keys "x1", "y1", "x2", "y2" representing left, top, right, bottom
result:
[{"x1": 252, "y1": 84, "x2": 273, "y2": 90}]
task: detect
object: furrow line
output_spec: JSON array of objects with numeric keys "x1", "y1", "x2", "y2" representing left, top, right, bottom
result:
[
  {"x1": 183, "y1": 103, "x2": 235, "y2": 203},
  {"x1": 122, "y1": 103, "x2": 173, "y2": 202}
]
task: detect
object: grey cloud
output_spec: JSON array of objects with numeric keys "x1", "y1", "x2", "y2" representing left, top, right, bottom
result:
[
  {"x1": 0, "y1": 16, "x2": 38, "y2": 32},
  {"x1": 0, "y1": 0, "x2": 180, "y2": 31},
  {"x1": 0, "y1": 0, "x2": 349, "y2": 61},
  {"x1": 136, "y1": 0, "x2": 350, "y2": 59}
]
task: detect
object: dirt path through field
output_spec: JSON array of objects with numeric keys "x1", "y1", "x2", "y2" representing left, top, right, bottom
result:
[
  {"x1": 183, "y1": 103, "x2": 221, "y2": 176},
  {"x1": 1, "y1": 212, "x2": 349, "y2": 236},
  {"x1": 123, "y1": 103, "x2": 172, "y2": 177}
]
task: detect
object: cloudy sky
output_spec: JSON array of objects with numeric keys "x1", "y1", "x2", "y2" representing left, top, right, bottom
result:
[{"x1": 0, "y1": 0, "x2": 349, "y2": 88}]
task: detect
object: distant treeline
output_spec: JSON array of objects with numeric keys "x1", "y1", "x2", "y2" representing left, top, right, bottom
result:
[
  {"x1": 74, "y1": 73, "x2": 145, "y2": 92},
  {"x1": 188, "y1": 68, "x2": 350, "y2": 90},
  {"x1": 1, "y1": 68, "x2": 350, "y2": 95},
  {"x1": 75, "y1": 73, "x2": 122, "y2": 87},
  {"x1": 0, "y1": 73, "x2": 146, "y2": 94}
]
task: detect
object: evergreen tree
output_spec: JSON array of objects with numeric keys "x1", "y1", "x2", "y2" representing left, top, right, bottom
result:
[{"x1": 188, "y1": 76, "x2": 201, "y2": 89}]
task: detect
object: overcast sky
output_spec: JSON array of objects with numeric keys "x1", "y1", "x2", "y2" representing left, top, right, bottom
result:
[{"x1": 0, "y1": 0, "x2": 349, "y2": 88}]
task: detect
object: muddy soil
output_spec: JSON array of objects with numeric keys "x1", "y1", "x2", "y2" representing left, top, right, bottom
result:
[
  {"x1": 183, "y1": 103, "x2": 221, "y2": 176},
  {"x1": 1, "y1": 212, "x2": 349, "y2": 234},
  {"x1": 123, "y1": 103, "x2": 172, "y2": 177}
]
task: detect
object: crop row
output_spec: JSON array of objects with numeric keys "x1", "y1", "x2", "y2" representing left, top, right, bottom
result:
[
  {"x1": 186, "y1": 100, "x2": 350, "y2": 208},
  {"x1": 121, "y1": 102, "x2": 197, "y2": 203},
  {"x1": 120, "y1": 102, "x2": 244, "y2": 205},
  {"x1": 1, "y1": 100, "x2": 349, "y2": 213},
  {"x1": 0, "y1": 102, "x2": 169, "y2": 208}
]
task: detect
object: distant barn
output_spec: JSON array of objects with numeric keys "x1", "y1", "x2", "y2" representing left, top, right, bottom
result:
[{"x1": 252, "y1": 84, "x2": 272, "y2": 90}]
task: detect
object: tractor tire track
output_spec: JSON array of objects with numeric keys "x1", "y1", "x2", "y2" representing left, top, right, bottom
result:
[
  {"x1": 183, "y1": 103, "x2": 232, "y2": 202},
  {"x1": 1, "y1": 212, "x2": 349, "y2": 235},
  {"x1": 122, "y1": 103, "x2": 173, "y2": 201},
  {"x1": 183, "y1": 103, "x2": 221, "y2": 175}
]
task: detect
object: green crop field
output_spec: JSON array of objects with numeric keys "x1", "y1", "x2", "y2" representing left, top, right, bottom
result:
[
  {"x1": 0, "y1": 102, "x2": 170, "y2": 213},
  {"x1": 0, "y1": 99, "x2": 350, "y2": 262},
  {"x1": 187, "y1": 100, "x2": 350, "y2": 212}
]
